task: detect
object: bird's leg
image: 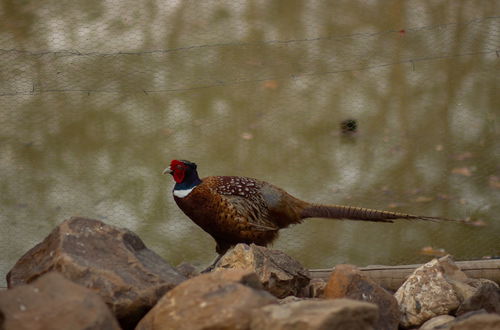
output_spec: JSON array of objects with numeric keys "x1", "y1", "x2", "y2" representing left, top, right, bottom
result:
[
  {"x1": 201, "y1": 254, "x2": 223, "y2": 273},
  {"x1": 201, "y1": 242, "x2": 231, "y2": 273}
]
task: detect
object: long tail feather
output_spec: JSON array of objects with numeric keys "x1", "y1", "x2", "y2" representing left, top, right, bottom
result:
[{"x1": 300, "y1": 204, "x2": 453, "y2": 223}]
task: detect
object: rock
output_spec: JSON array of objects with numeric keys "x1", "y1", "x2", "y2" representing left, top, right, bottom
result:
[
  {"x1": 445, "y1": 311, "x2": 500, "y2": 330},
  {"x1": 456, "y1": 279, "x2": 500, "y2": 316},
  {"x1": 205, "y1": 266, "x2": 266, "y2": 290},
  {"x1": 136, "y1": 269, "x2": 277, "y2": 330},
  {"x1": 0, "y1": 272, "x2": 120, "y2": 330},
  {"x1": 7, "y1": 217, "x2": 186, "y2": 329},
  {"x1": 278, "y1": 295, "x2": 311, "y2": 304},
  {"x1": 324, "y1": 264, "x2": 400, "y2": 330},
  {"x1": 250, "y1": 298, "x2": 378, "y2": 330},
  {"x1": 395, "y1": 255, "x2": 500, "y2": 328},
  {"x1": 419, "y1": 315, "x2": 455, "y2": 329},
  {"x1": 176, "y1": 261, "x2": 202, "y2": 278},
  {"x1": 394, "y1": 256, "x2": 463, "y2": 328},
  {"x1": 302, "y1": 278, "x2": 327, "y2": 298},
  {"x1": 214, "y1": 243, "x2": 310, "y2": 298}
]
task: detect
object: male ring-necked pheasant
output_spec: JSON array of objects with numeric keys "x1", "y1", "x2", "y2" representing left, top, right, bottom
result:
[{"x1": 164, "y1": 159, "x2": 453, "y2": 259}]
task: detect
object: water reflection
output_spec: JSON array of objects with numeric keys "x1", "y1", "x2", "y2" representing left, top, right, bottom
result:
[{"x1": 0, "y1": 1, "x2": 499, "y2": 285}]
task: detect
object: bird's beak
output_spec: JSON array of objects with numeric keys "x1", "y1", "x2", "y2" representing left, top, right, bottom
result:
[{"x1": 163, "y1": 167, "x2": 173, "y2": 175}]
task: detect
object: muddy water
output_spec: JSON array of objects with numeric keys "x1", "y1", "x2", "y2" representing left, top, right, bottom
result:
[{"x1": 1, "y1": 1, "x2": 498, "y2": 284}]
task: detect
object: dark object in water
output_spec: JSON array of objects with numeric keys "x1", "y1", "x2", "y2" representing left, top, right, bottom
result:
[{"x1": 341, "y1": 119, "x2": 358, "y2": 134}]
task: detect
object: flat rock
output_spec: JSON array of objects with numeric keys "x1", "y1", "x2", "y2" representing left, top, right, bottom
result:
[
  {"x1": 250, "y1": 298, "x2": 379, "y2": 330},
  {"x1": 0, "y1": 272, "x2": 120, "y2": 330},
  {"x1": 214, "y1": 243, "x2": 310, "y2": 298},
  {"x1": 7, "y1": 217, "x2": 186, "y2": 329},
  {"x1": 136, "y1": 269, "x2": 277, "y2": 330},
  {"x1": 394, "y1": 256, "x2": 463, "y2": 328},
  {"x1": 324, "y1": 264, "x2": 400, "y2": 330},
  {"x1": 419, "y1": 315, "x2": 455, "y2": 330},
  {"x1": 444, "y1": 311, "x2": 500, "y2": 330},
  {"x1": 455, "y1": 279, "x2": 500, "y2": 316}
]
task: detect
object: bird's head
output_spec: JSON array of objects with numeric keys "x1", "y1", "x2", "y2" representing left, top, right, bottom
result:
[{"x1": 163, "y1": 159, "x2": 198, "y2": 184}]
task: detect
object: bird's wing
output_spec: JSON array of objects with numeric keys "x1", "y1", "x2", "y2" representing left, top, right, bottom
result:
[
  {"x1": 223, "y1": 194, "x2": 279, "y2": 231},
  {"x1": 205, "y1": 176, "x2": 280, "y2": 231}
]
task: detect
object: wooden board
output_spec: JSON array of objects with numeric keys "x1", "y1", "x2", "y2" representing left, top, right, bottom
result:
[{"x1": 309, "y1": 259, "x2": 500, "y2": 291}]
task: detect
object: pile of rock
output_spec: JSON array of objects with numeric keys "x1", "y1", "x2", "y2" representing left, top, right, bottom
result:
[{"x1": 1, "y1": 217, "x2": 499, "y2": 330}]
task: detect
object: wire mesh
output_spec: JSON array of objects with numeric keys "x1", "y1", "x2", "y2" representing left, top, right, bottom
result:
[{"x1": 1, "y1": 1, "x2": 499, "y2": 287}]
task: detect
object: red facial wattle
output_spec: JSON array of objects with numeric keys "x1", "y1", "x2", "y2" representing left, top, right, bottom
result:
[
  {"x1": 173, "y1": 169, "x2": 185, "y2": 183},
  {"x1": 170, "y1": 160, "x2": 186, "y2": 183}
]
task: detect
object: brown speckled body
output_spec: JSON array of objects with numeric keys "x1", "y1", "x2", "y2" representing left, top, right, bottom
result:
[
  {"x1": 173, "y1": 176, "x2": 308, "y2": 254},
  {"x1": 167, "y1": 159, "x2": 454, "y2": 258}
]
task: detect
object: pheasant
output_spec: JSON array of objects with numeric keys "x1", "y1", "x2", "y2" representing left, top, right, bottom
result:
[{"x1": 164, "y1": 159, "x2": 454, "y2": 261}]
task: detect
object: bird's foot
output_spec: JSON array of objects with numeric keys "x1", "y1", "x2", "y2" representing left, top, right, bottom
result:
[{"x1": 201, "y1": 254, "x2": 223, "y2": 273}]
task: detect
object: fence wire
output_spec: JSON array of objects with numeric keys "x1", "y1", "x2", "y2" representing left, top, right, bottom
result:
[{"x1": 1, "y1": 1, "x2": 499, "y2": 286}]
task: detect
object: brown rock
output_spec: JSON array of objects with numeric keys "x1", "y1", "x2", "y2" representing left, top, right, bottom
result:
[
  {"x1": 446, "y1": 311, "x2": 500, "y2": 330},
  {"x1": 214, "y1": 243, "x2": 310, "y2": 298},
  {"x1": 278, "y1": 295, "x2": 311, "y2": 304},
  {"x1": 324, "y1": 264, "x2": 399, "y2": 330},
  {"x1": 455, "y1": 279, "x2": 500, "y2": 316},
  {"x1": 302, "y1": 278, "x2": 327, "y2": 298},
  {"x1": 176, "y1": 261, "x2": 201, "y2": 278},
  {"x1": 0, "y1": 272, "x2": 120, "y2": 330},
  {"x1": 6, "y1": 217, "x2": 186, "y2": 329},
  {"x1": 250, "y1": 298, "x2": 378, "y2": 330},
  {"x1": 136, "y1": 269, "x2": 277, "y2": 330},
  {"x1": 201, "y1": 267, "x2": 266, "y2": 290},
  {"x1": 394, "y1": 256, "x2": 462, "y2": 328},
  {"x1": 419, "y1": 315, "x2": 455, "y2": 329}
]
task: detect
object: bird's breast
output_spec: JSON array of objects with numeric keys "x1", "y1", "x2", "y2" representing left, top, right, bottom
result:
[{"x1": 173, "y1": 185, "x2": 223, "y2": 227}]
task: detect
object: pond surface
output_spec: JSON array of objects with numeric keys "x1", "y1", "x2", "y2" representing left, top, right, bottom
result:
[{"x1": 1, "y1": 1, "x2": 499, "y2": 286}]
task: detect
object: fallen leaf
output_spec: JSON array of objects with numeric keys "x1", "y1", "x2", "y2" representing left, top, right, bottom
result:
[
  {"x1": 240, "y1": 132, "x2": 254, "y2": 140},
  {"x1": 435, "y1": 144, "x2": 444, "y2": 151},
  {"x1": 468, "y1": 220, "x2": 487, "y2": 227},
  {"x1": 380, "y1": 185, "x2": 391, "y2": 193},
  {"x1": 162, "y1": 128, "x2": 174, "y2": 136},
  {"x1": 414, "y1": 196, "x2": 434, "y2": 203},
  {"x1": 409, "y1": 188, "x2": 422, "y2": 195},
  {"x1": 437, "y1": 194, "x2": 452, "y2": 200},
  {"x1": 330, "y1": 187, "x2": 340, "y2": 193},
  {"x1": 452, "y1": 152, "x2": 474, "y2": 160},
  {"x1": 420, "y1": 246, "x2": 447, "y2": 257},
  {"x1": 489, "y1": 176, "x2": 500, "y2": 189},
  {"x1": 262, "y1": 80, "x2": 279, "y2": 89},
  {"x1": 452, "y1": 167, "x2": 472, "y2": 176},
  {"x1": 464, "y1": 218, "x2": 488, "y2": 227}
]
